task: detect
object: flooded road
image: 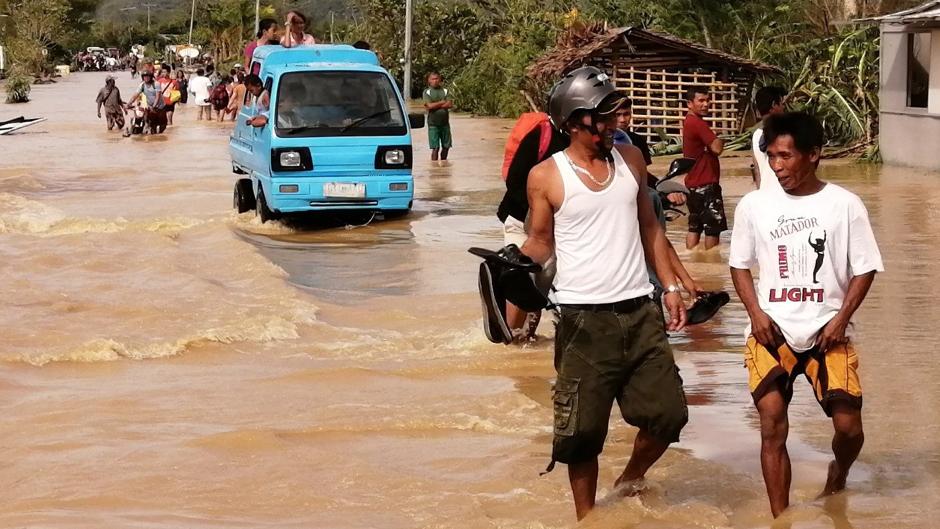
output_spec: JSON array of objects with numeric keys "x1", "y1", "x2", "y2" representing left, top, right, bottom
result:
[{"x1": 0, "y1": 71, "x2": 937, "y2": 528}]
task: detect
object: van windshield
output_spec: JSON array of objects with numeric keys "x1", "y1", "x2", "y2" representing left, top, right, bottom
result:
[{"x1": 274, "y1": 71, "x2": 406, "y2": 137}]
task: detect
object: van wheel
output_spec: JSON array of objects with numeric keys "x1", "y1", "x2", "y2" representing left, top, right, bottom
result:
[
  {"x1": 233, "y1": 179, "x2": 256, "y2": 213},
  {"x1": 256, "y1": 190, "x2": 279, "y2": 223}
]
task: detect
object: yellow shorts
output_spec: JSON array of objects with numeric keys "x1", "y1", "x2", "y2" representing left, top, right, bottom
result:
[{"x1": 744, "y1": 336, "x2": 862, "y2": 416}]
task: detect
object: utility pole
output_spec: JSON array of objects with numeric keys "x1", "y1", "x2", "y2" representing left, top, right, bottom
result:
[
  {"x1": 142, "y1": 3, "x2": 155, "y2": 31},
  {"x1": 403, "y1": 0, "x2": 413, "y2": 101},
  {"x1": 188, "y1": 0, "x2": 196, "y2": 44},
  {"x1": 254, "y1": 0, "x2": 259, "y2": 35}
]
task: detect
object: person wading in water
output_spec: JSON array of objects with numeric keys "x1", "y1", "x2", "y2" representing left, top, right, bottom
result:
[
  {"x1": 96, "y1": 75, "x2": 126, "y2": 131},
  {"x1": 730, "y1": 112, "x2": 883, "y2": 517},
  {"x1": 521, "y1": 66, "x2": 689, "y2": 520}
]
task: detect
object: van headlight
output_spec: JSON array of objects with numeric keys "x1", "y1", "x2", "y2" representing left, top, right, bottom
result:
[
  {"x1": 280, "y1": 151, "x2": 302, "y2": 167},
  {"x1": 375, "y1": 145, "x2": 412, "y2": 169},
  {"x1": 384, "y1": 149, "x2": 405, "y2": 165},
  {"x1": 271, "y1": 147, "x2": 312, "y2": 171}
]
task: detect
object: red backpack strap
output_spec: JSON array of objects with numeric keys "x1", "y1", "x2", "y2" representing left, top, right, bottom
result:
[{"x1": 536, "y1": 119, "x2": 552, "y2": 161}]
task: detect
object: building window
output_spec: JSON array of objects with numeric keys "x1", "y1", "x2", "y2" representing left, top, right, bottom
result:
[{"x1": 907, "y1": 32, "x2": 931, "y2": 108}]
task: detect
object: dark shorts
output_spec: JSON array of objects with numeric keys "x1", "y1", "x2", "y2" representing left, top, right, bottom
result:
[
  {"x1": 428, "y1": 125, "x2": 452, "y2": 149},
  {"x1": 687, "y1": 183, "x2": 728, "y2": 236},
  {"x1": 550, "y1": 299, "x2": 688, "y2": 466}
]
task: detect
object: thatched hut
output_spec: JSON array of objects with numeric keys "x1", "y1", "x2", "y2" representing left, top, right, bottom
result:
[{"x1": 526, "y1": 26, "x2": 779, "y2": 144}]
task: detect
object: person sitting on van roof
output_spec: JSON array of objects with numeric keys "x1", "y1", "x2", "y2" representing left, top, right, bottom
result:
[
  {"x1": 281, "y1": 10, "x2": 316, "y2": 48},
  {"x1": 244, "y1": 75, "x2": 269, "y2": 128},
  {"x1": 245, "y1": 18, "x2": 278, "y2": 70}
]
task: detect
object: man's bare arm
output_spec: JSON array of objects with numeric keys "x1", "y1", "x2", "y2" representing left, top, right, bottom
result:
[
  {"x1": 709, "y1": 137, "x2": 725, "y2": 155},
  {"x1": 816, "y1": 271, "x2": 877, "y2": 352},
  {"x1": 730, "y1": 266, "x2": 781, "y2": 348},
  {"x1": 520, "y1": 162, "x2": 554, "y2": 265},
  {"x1": 668, "y1": 243, "x2": 699, "y2": 297}
]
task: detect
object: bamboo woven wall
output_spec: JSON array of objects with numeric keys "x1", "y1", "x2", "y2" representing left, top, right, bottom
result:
[{"x1": 612, "y1": 65, "x2": 741, "y2": 144}]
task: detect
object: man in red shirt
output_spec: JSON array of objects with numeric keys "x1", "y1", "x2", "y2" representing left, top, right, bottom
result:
[{"x1": 682, "y1": 86, "x2": 727, "y2": 250}]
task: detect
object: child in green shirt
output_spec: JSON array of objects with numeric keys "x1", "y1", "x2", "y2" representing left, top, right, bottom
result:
[{"x1": 422, "y1": 72, "x2": 453, "y2": 164}]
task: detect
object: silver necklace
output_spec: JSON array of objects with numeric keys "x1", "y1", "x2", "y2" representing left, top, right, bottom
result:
[{"x1": 564, "y1": 151, "x2": 613, "y2": 187}]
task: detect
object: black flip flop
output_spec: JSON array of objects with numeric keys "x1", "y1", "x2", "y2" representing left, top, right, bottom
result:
[
  {"x1": 478, "y1": 261, "x2": 512, "y2": 344},
  {"x1": 468, "y1": 244, "x2": 542, "y2": 273},
  {"x1": 687, "y1": 291, "x2": 730, "y2": 325}
]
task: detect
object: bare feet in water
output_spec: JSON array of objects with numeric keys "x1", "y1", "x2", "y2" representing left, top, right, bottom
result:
[
  {"x1": 819, "y1": 460, "x2": 849, "y2": 498},
  {"x1": 613, "y1": 475, "x2": 648, "y2": 497}
]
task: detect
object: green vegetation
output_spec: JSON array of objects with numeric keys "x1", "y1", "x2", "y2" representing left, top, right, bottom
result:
[
  {"x1": 5, "y1": 67, "x2": 32, "y2": 103},
  {"x1": 1, "y1": 0, "x2": 70, "y2": 76},
  {"x1": 3, "y1": 0, "x2": 924, "y2": 148},
  {"x1": 348, "y1": 0, "x2": 915, "y2": 148}
]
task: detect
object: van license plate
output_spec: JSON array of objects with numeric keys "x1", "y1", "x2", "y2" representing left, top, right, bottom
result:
[{"x1": 323, "y1": 183, "x2": 366, "y2": 198}]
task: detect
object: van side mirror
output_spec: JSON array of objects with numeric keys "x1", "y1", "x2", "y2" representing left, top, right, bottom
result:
[{"x1": 408, "y1": 113, "x2": 425, "y2": 129}]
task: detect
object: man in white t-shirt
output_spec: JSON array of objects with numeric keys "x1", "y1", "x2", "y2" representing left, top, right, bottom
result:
[
  {"x1": 751, "y1": 86, "x2": 787, "y2": 190},
  {"x1": 188, "y1": 68, "x2": 212, "y2": 121},
  {"x1": 729, "y1": 112, "x2": 884, "y2": 518}
]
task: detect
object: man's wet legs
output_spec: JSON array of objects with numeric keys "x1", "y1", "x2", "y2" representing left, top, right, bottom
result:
[
  {"x1": 566, "y1": 429, "x2": 669, "y2": 521},
  {"x1": 687, "y1": 231, "x2": 720, "y2": 250},
  {"x1": 822, "y1": 402, "x2": 864, "y2": 497},
  {"x1": 756, "y1": 388, "x2": 791, "y2": 517},
  {"x1": 441, "y1": 147, "x2": 450, "y2": 161},
  {"x1": 615, "y1": 429, "x2": 669, "y2": 487},
  {"x1": 569, "y1": 458, "x2": 598, "y2": 520},
  {"x1": 430, "y1": 148, "x2": 439, "y2": 161}
]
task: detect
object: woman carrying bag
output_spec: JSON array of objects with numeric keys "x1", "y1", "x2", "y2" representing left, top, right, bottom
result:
[{"x1": 157, "y1": 65, "x2": 182, "y2": 126}]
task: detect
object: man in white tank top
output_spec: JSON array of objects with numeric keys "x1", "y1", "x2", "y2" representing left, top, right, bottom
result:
[{"x1": 520, "y1": 67, "x2": 689, "y2": 520}]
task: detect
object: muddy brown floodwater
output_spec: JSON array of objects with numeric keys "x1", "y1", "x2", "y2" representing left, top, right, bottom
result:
[{"x1": 0, "y1": 71, "x2": 937, "y2": 529}]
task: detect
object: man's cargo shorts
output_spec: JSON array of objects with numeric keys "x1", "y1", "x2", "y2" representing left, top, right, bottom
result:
[
  {"x1": 744, "y1": 336, "x2": 862, "y2": 416},
  {"x1": 550, "y1": 298, "x2": 688, "y2": 468}
]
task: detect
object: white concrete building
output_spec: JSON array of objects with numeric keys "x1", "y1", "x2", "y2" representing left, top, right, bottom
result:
[{"x1": 869, "y1": 2, "x2": 940, "y2": 169}]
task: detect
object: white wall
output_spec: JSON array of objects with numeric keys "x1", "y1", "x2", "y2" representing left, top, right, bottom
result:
[
  {"x1": 880, "y1": 29, "x2": 907, "y2": 112},
  {"x1": 879, "y1": 25, "x2": 940, "y2": 170}
]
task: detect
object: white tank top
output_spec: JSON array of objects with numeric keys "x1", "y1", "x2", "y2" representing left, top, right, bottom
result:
[{"x1": 552, "y1": 149, "x2": 653, "y2": 304}]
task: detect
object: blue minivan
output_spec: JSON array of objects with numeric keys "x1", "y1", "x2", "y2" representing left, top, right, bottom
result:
[{"x1": 230, "y1": 45, "x2": 424, "y2": 222}]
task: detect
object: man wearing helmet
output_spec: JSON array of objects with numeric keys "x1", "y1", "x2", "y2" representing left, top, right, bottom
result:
[{"x1": 521, "y1": 66, "x2": 689, "y2": 519}]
